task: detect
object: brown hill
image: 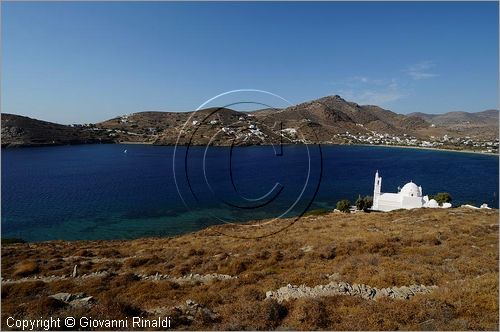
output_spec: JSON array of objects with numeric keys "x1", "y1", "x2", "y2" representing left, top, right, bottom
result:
[
  {"x1": 1, "y1": 113, "x2": 112, "y2": 147},
  {"x1": 2, "y1": 96, "x2": 498, "y2": 148},
  {"x1": 256, "y1": 95, "x2": 431, "y2": 141}
]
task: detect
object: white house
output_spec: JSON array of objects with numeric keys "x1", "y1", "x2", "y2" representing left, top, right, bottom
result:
[{"x1": 372, "y1": 171, "x2": 449, "y2": 211}]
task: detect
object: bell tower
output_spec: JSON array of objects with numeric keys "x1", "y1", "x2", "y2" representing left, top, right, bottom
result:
[{"x1": 373, "y1": 170, "x2": 382, "y2": 209}]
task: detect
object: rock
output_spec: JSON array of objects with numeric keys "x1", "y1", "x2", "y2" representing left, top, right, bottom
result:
[
  {"x1": 265, "y1": 281, "x2": 437, "y2": 303},
  {"x1": 49, "y1": 292, "x2": 73, "y2": 302},
  {"x1": 72, "y1": 265, "x2": 78, "y2": 278},
  {"x1": 71, "y1": 296, "x2": 95, "y2": 308},
  {"x1": 327, "y1": 272, "x2": 341, "y2": 281},
  {"x1": 9, "y1": 126, "x2": 24, "y2": 136},
  {"x1": 49, "y1": 292, "x2": 95, "y2": 308},
  {"x1": 170, "y1": 299, "x2": 219, "y2": 324},
  {"x1": 200, "y1": 307, "x2": 219, "y2": 321}
]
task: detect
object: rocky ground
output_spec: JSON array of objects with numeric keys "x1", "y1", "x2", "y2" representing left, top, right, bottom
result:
[{"x1": 1, "y1": 208, "x2": 498, "y2": 330}]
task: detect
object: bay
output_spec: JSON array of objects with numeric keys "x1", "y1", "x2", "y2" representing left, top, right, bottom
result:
[{"x1": 2, "y1": 144, "x2": 498, "y2": 241}]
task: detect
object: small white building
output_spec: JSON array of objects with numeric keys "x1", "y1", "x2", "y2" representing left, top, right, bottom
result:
[{"x1": 372, "y1": 171, "x2": 448, "y2": 211}]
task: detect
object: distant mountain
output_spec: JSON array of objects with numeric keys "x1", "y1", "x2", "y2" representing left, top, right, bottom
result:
[
  {"x1": 409, "y1": 109, "x2": 498, "y2": 125},
  {"x1": 409, "y1": 109, "x2": 498, "y2": 137},
  {"x1": 2, "y1": 96, "x2": 498, "y2": 148}
]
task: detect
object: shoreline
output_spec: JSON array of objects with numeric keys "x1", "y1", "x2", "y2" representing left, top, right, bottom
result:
[
  {"x1": 114, "y1": 141, "x2": 500, "y2": 156},
  {"x1": 354, "y1": 143, "x2": 499, "y2": 156},
  {"x1": 3, "y1": 206, "x2": 498, "y2": 245},
  {"x1": 3, "y1": 141, "x2": 498, "y2": 156}
]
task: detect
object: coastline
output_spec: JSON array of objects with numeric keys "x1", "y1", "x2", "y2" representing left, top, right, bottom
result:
[
  {"x1": 4, "y1": 141, "x2": 497, "y2": 244},
  {"x1": 117, "y1": 140, "x2": 155, "y2": 145},
  {"x1": 3, "y1": 206, "x2": 498, "y2": 244},
  {"x1": 3, "y1": 139, "x2": 498, "y2": 156},
  {"x1": 355, "y1": 143, "x2": 499, "y2": 156}
]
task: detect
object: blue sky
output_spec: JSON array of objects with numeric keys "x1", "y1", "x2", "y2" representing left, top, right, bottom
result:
[{"x1": 2, "y1": 1, "x2": 498, "y2": 124}]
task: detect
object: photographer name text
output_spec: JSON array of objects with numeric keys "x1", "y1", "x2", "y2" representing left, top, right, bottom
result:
[{"x1": 6, "y1": 316, "x2": 172, "y2": 330}]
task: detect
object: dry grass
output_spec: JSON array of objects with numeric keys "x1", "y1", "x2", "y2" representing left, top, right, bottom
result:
[
  {"x1": 12, "y1": 261, "x2": 39, "y2": 278},
  {"x1": 1, "y1": 208, "x2": 498, "y2": 330}
]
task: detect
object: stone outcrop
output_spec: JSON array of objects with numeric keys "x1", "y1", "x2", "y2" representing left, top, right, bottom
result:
[
  {"x1": 266, "y1": 281, "x2": 437, "y2": 302},
  {"x1": 1, "y1": 271, "x2": 235, "y2": 285},
  {"x1": 172, "y1": 299, "x2": 219, "y2": 323},
  {"x1": 1, "y1": 271, "x2": 109, "y2": 284},
  {"x1": 49, "y1": 292, "x2": 95, "y2": 308},
  {"x1": 135, "y1": 272, "x2": 236, "y2": 283},
  {"x1": 147, "y1": 299, "x2": 219, "y2": 325}
]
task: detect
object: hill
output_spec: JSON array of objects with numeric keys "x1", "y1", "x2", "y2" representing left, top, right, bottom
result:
[
  {"x1": 254, "y1": 95, "x2": 434, "y2": 142},
  {"x1": 1, "y1": 114, "x2": 112, "y2": 147},
  {"x1": 2, "y1": 96, "x2": 498, "y2": 149},
  {"x1": 409, "y1": 109, "x2": 499, "y2": 137},
  {"x1": 1, "y1": 208, "x2": 498, "y2": 330}
]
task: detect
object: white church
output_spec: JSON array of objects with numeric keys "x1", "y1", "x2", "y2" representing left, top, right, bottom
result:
[{"x1": 371, "y1": 171, "x2": 450, "y2": 211}]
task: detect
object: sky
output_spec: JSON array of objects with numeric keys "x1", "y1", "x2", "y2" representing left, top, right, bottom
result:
[{"x1": 2, "y1": 1, "x2": 499, "y2": 124}]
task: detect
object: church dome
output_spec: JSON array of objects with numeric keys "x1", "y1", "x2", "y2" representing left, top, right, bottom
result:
[{"x1": 400, "y1": 182, "x2": 421, "y2": 197}]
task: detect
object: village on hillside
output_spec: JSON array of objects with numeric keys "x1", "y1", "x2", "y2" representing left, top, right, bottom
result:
[{"x1": 332, "y1": 130, "x2": 499, "y2": 154}]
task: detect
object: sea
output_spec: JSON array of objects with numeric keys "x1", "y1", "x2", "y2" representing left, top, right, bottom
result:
[{"x1": 2, "y1": 144, "x2": 498, "y2": 242}]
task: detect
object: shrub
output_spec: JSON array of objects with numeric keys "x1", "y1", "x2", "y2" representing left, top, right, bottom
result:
[
  {"x1": 270, "y1": 250, "x2": 284, "y2": 263},
  {"x1": 242, "y1": 287, "x2": 266, "y2": 301},
  {"x1": 287, "y1": 298, "x2": 329, "y2": 329},
  {"x1": 2, "y1": 238, "x2": 26, "y2": 244},
  {"x1": 124, "y1": 255, "x2": 161, "y2": 268},
  {"x1": 74, "y1": 249, "x2": 94, "y2": 257},
  {"x1": 97, "y1": 248, "x2": 123, "y2": 258},
  {"x1": 255, "y1": 250, "x2": 271, "y2": 260},
  {"x1": 187, "y1": 248, "x2": 205, "y2": 257},
  {"x1": 356, "y1": 196, "x2": 373, "y2": 211},
  {"x1": 13, "y1": 261, "x2": 39, "y2": 278},
  {"x1": 355, "y1": 196, "x2": 365, "y2": 211},
  {"x1": 110, "y1": 273, "x2": 140, "y2": 288},
  {"x1": 336, "y1": 199, "x2": 351, "y2": 213},
  {"x1": 32, "y1": 297, "x2": 66, "y2": 315},
  {"x1": 215, "y1": 299, "x2": 287, "y2": 330},
  {"x1": 363, "y1": 196, "x2": 373, "y2": 210},
  {"x1": 228, "y1": 259, "x2": 250, "y2": 275},
  {"x1": 318, "y1": 245, "x2": 337, "y2": 260},
  {"x1": 2, "y1": 281, "x2": 46, "y2": 298},
  {"x1": 433, "y1": 192, "x2": 452, "y2": 205},
  {"x1": 304, "y1": 208, "x2": 330, "y2": 216},
  {"x1": 91, "y1": 298, "x2": 142, "y2": 319}
]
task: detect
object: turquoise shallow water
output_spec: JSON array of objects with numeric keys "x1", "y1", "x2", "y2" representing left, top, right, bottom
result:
[{"x1": 2, "y1": 144, "x2": 498, "y2": 241}]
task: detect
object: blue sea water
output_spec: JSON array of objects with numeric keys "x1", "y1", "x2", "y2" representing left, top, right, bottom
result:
[{"x1": 1, "y1": 144, "x2": 498, "y2": 242}]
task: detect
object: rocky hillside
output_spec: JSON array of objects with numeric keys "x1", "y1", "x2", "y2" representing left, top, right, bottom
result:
[
  {"x1": 1, "y1": 114, "x2": 112, "y2": 147},
  {"x1": 2, "y1": 96, "x2": 498, "y2": 147},
  {"x1": 254, "y1": 95, "x2": 434, "y2": 143},
  {"x1": 1, "y1": 208, "x2": 498, "y2": 330}
]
